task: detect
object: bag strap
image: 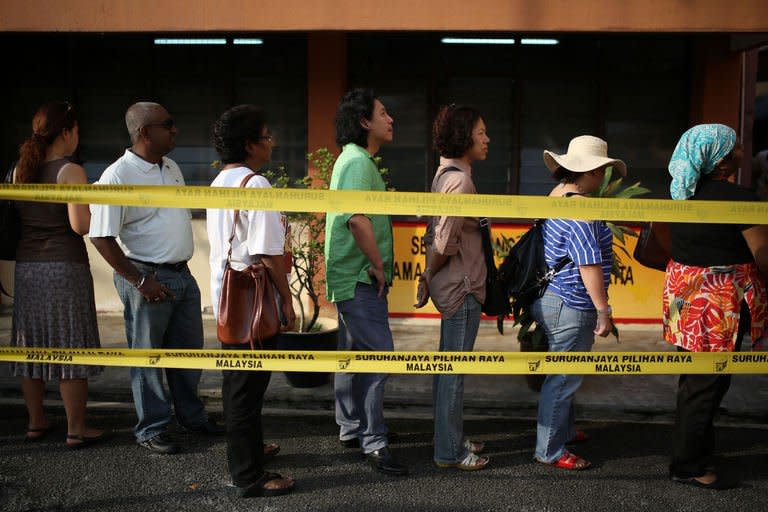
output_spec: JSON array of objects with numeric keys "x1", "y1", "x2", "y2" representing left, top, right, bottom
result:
[{"x1": 226, "y1": 172, "x2": 259, "y2": 265}]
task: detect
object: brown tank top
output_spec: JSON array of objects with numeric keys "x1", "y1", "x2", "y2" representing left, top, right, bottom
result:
[{"x1": 15, "y1": 158, "x2": 89, "y2": 264}]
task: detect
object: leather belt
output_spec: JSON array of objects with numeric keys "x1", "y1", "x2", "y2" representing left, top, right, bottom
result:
[{"x1": 129, "y1": 258, "x2": 188, "y2": 272}]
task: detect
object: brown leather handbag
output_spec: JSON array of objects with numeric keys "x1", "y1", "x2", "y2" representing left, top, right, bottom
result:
[
  {"x1": 216, "y1": 173, "x2": 280, "y2": 349},
  {"x1": 633, "y1": 222, "x2": 671, "y2": 272}
]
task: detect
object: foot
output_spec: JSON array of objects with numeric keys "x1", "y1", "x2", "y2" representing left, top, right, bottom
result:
[
  {"x1": 535, "y1": 451, "x2": 591, "y2": 470},
  {"x1": 463, "y1": 439, "x2": 485, "y2": 454},
  {"x1": 435, "y1": 452, "x2": 490, "y2": 471},
  {"x1": 138, "y1": 433, "x2": 179, "y2": 455},
  {"x1": 671, "y1": 472, "x2": 734, "y2": 490},
  {"x1": 365, "y1": 447, "x2": 408, "y2": 476},
  {"x1": 24, "y1": 424, "x2": 52, "y2": 443},
  {"x1": 340, "y1": 431, "x2": 399, "y2": 449},
  {"x1": 263, "y1": 442, "x2": 280, "y2": 462},
  {"x1": 184, "y1": 418, "x2": 225, "y2": 436},
  {"x1": 66, "y1": 428, "x2": 106, "y2": 449},
  {"x1": 239, "y1": 472, "x2": 295, "y2": 498}
]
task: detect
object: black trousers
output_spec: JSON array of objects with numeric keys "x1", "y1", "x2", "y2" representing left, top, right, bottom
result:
[
  {"x1": 221, "y1": 343, "x2": 272, "y2": 487},
  {"x1": 669, "y1": 302, "x2": 750, "y2": 478}
]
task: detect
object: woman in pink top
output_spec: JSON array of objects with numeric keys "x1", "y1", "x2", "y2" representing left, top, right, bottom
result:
[{"x1": 415, "y1": 104, "x2": 490, "y2": 470}]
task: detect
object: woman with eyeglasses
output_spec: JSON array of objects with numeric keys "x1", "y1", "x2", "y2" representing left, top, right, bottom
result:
[{"x1": 10, "y1": 101, "x2": 104, "y2": 448}]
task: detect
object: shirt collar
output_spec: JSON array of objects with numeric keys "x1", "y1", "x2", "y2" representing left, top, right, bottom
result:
[
  {"x1": 123, "y1": 148, "x2": 165, "y2": 174},
  {"x1": 438, "y1": 156, "x2": 472, "y2": 176},
  {"x1": 343, "y1": 143, "x2": 376, "y2": 162}
]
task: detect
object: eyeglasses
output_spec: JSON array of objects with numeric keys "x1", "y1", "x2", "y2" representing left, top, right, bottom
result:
[
  {"x1": 259, "y1": 133, "x2": 274, "y2": 143},
  {"x1": 143, "y1": 117, "x2": 175, "y2": 130}
]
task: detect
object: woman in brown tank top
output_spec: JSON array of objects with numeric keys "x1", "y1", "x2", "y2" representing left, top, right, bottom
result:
[{"x1": 11, "y1": 101, "x2": 104, "y2": 448}]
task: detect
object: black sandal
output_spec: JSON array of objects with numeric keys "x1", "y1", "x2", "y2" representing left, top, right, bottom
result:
[
  {"x1": 66, "y1": 432, "x2": 107, "y2": 450},
  {"x1": 239, "y1": 472, "x2": 295, "y2": 498}
]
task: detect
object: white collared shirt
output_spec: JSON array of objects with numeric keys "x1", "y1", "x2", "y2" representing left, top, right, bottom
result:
[
  {"x1": 88, "y1": 149, "x2": 194, "y2": 263},
  {"x1": 206, "y1": 167, "x2": 286, "y2": 318}
]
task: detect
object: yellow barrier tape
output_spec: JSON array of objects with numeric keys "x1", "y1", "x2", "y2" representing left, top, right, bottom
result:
[
  {"x1": 2, "y1": 184, "x2": 767, "y2": 223},
  {"x1": 1, "y1": 348, "x2": 767, "y2": 374}
]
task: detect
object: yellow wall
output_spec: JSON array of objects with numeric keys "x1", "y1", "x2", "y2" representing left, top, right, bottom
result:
[
  {"x1": 1, "y1": 0, "x2": 767, "y2": 32},
  {"x1": 388, "y1": 222, "x2": 665, "y2": 323}
]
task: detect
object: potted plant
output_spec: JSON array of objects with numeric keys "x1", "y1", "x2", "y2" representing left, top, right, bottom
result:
[{"x1": 502, "y1": 167, "x2": 649, "y2": 391}]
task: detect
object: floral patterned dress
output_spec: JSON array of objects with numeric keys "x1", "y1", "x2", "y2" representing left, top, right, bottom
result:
[{"x1": 663, "y1": 260, "x2": 766, "y2": 352}]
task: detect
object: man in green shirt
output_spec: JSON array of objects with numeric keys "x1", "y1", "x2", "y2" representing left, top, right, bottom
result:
[{"x1": 324, "y1": 89, "x2": 406, "y2": 477}]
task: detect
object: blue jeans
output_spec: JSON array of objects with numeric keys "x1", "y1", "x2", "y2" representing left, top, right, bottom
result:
[
  {"x1": 531, "y1": 290, "x2": 596, "y2": 463},
  {"x1": 115, "y1": 262, "x2": 208, "y2": 442},
  {"x1": 433, "y1": 294, "x2": 481, "y2": 464},
  {"x1": 335, "y1": 282, "x2": 394, "y2": 454}
]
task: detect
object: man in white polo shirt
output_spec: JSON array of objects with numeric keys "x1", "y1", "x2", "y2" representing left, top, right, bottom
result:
[{"x1": 89, "y1": 102, "x2": 222, "y2": 455}]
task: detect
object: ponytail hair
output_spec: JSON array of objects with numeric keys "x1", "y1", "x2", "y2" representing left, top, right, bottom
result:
[{"x1": 16, "y1": 101, "x2": 77, "y2": 183}]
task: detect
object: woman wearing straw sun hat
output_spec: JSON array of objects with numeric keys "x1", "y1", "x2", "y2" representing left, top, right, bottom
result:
[{"x1": 531, "y1": 135, "x2": 625, "y2": 471}]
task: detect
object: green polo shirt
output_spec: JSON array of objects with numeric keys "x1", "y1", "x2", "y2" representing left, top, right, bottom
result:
[{"x1": 325, "y1": 143, "x2": 394, "y2": 303}]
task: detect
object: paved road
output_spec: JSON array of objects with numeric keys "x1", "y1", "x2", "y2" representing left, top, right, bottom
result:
[{"x1": 1, "y1": 403, "x2": 767, "y2": 512}]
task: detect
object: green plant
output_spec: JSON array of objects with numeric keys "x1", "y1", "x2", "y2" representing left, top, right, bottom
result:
[{"x1": 264, "y1": 147, "x2": 390, "y2": 333}]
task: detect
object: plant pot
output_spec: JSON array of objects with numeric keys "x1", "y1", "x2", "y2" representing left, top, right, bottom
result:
[{"x1": 275, "y1": 327, "x2": 339, "y2": 388}]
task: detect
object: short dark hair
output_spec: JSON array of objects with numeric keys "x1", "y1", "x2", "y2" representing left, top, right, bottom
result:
[
  {"x1": 213, "y1": 104, "x2": 266, "y2": 164},
  {"x1": 552, "y1": 166, "x2": 581, "y2": 183},
  {"x1": 432, "y1": 104, "x2": 482, "y2": 158},
  {"x1": 334, "y1": 88, "x2": 377, "y2": 148}
]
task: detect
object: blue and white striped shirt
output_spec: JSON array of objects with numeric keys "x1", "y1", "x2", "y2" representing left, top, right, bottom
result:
[{"x1": 542, "y1": 218, "x2": 613, "y2": 311}]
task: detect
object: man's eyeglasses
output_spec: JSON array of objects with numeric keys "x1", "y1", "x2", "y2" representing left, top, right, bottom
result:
[
  {"x1": 143, "y1": 118, "x2": 175, "y2": 130},
  {"x1": 259, "y1": 134, "x2": 274, "y2": 143}
]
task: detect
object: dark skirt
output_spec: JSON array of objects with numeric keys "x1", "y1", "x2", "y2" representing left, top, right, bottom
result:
[{"x1": 11, "y1": 261, "x2": 103, "y2": 380}]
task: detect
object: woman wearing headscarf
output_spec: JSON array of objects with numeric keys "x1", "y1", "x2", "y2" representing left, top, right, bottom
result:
[
  {"x1": 11, "y1": 101, "x2": 104, "y2": 447},
  {"x1": 665, "y1": 124, "x2": 768, "y2": 489},
  {"x1": 532, "y1": 135, "x2": 625, "y2": 470}
]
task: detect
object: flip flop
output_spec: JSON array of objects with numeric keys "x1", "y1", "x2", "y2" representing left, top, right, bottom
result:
[
  {"x1": 535, "y1": 451, "x2": 591, "y2": 471},
  {"x1": 24, "y1": 426, "x2": 52, "y2": 443},
  {"x1": 66, "y1": 431, "x2": 108, "y2": 450}
]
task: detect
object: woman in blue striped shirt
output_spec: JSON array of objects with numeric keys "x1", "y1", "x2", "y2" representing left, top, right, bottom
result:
[{"x1": 531, "y1": 135, "x2": 625, "y2": 471}]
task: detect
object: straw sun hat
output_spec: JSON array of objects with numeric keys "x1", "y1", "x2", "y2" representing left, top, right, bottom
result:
[{"x1": 543, "y1": 135, "x2": 626, "y2": 176}]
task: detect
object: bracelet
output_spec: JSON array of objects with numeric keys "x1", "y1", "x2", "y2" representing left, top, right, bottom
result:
[
  {"x1": 597, "y1": 306, "x2": 612, "y2": 317},
  {"x1": 135, "y1": 274, "x2": 146, "y2": 289}
]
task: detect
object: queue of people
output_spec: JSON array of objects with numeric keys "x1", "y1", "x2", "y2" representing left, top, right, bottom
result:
[{"x1": 7, "y1": 91, "x2": 767, "y2": 497}]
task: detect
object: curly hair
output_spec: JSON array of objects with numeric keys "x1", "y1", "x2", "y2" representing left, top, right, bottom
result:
[
  {"x1": 334, "y1": 88, "x2": 377, "y2": 148},
  {"x1": 213, "y1": 104, "x2": 267, "y2": 164},
  {"x1": 16, "y1": 101, "x2": 77, "y2": 183},
  {"x1": 432, "y1": 104, "x2": 482, "y2": 159}
]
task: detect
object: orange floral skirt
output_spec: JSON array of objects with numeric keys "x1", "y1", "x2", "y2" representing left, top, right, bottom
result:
[{"x1": 663, "y1": 260, "x2": 766, "y2": 352}]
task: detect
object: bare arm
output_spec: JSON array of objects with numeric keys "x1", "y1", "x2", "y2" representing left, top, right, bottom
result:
[
  {"x1": 261, "y1": 253, "x2": 296, "y2": 329},
  {"x1": 579, "y1": 264, "x2": 613, "y2": 337},
  {"x1": 57, "y1": 163, "x2": 91, "y2": 235},
  {"x1": 743, "y1": 225, "x2": 768, "y2": 279},
  {"x1": 89, "y1": 236, "x2": 174, "y2": 301},
  {"x1": 348, "y1": 214, "x2": 385, "y2": 296}
]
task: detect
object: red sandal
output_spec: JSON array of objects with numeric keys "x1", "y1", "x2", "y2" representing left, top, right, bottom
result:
[{"x1": 536, "y1": 451, "x2": 591, "y2": 471}]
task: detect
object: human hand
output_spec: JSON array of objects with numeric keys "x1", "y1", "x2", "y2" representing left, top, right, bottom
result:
[
  {"x1": 138, "y1": 273, "x2": 175, "y2": 302},
  {"x1": 368, "y1": 265, "x2": 386, "y2": 297},
  {"x1": 414, "y1": 273, "x2": 430, "y2": 308},
  {"x1": 281, "y1": 301, "x2": 296, "y2": 331},
  {"x1": 594, "y1": 312, "x2": 613, "y2": 337}
]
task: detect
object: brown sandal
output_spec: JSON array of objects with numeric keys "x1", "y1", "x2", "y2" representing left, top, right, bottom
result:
[{"x1": 239, "y1": 472, "x2": 295, "y2": 498}]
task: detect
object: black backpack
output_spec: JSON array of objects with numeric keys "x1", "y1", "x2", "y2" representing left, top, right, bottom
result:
[{"x1": 497, "y1": 220, "x2": 571, "y2": 324}]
